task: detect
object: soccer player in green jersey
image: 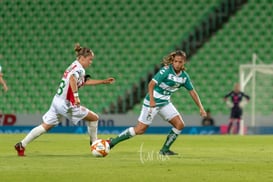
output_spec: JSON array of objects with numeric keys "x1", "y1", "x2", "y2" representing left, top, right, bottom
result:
[{"x1": 109, "y1": 50, "x2": 207, "y2": 155}]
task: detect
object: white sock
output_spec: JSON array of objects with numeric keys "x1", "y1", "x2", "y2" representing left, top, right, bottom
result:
[
  {"x1": 128, "y1": 127, "x2": 136, "y2": 136},
  {"x1": 21, "y1": 125, "x2": 46, "y2": 147},
  {"x1": 172, "y1": 127, "x2": 181, "y2": 135},
  {"x1": 87, "y1": 121, "x2": 98, "y2": 142},
  {"x1": 118, "y1": 127, "x2": 136, "y2": 137}
]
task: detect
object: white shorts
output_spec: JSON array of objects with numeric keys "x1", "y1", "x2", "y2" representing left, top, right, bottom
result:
[
  {"x1": 138, "y1": 102, "x2": 182, "y2": 125},
  {"x1": 42, "y1": 95, "x2": 89, "y2": 126}
]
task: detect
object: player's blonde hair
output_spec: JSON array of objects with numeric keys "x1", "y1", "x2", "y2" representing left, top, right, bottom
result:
[
  {"x1": 162, "y1": 50, "x2": 187, "y2": 71},
  {"x1": 74, "y1": 43, "x2": 94, "y2": 58}
]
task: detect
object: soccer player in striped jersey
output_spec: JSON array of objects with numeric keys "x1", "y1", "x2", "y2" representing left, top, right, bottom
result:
[
  {"x1": 14, "y1": 43, "x2": 115, "y2": 156},
  {"x1": 224, "y1": 83, "x2": 250, "y2": 134},
  {"x1": 109, "y1": 50, "x2": 207, "y2": 155}
]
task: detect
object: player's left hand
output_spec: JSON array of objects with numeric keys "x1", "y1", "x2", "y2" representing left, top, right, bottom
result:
[
  {"x1": 3, "y1": 85, "x2": 8, "y2": 92},
  {"x1": 104, "y1": 77, "x2": 115, "y2": 84},
  {"x1": 200, "y1": 109, "x2": 207, "y2": 117}
]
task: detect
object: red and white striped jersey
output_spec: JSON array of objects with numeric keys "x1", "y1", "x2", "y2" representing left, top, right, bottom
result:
[{"x1": 56, "y1": 60, "x2": 85, "y2": 105}]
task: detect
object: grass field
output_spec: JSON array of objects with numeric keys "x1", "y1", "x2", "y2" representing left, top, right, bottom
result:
[{"x1": 1, "y1": 134, "x2": 273, "y2": 182}]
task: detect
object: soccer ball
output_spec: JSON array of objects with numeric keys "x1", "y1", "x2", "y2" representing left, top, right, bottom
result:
[{"x1": 91, "y1": 139, "x2": 110, "y2": 157}]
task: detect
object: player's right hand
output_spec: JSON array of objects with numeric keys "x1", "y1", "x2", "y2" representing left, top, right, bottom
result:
[
  {"x1": 226, "y1": 100, "x2": 233, "y2": 108},
  {"x1": 149, "y1": 100, "x2": 156, "y2": 108},
  {"x1": 75, "y1": 97, "x2": 81, "y2": 107}
]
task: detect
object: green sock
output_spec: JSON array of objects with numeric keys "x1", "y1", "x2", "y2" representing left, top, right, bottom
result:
[
  {"x1": 111, "y1": 127, "x2": 135, "y2": 147},
  {"x1": 161, "y1": 129, "x2": 179, "y2": 151}
]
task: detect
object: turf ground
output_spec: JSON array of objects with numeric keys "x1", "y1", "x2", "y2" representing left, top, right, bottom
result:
[{"x1": 1, "y1": 134, "x2": 273, "y2": 182}]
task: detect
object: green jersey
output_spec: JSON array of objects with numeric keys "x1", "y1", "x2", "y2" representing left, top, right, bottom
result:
[{"x1": 144, "y1": 65, "x2": 194, "y2": 107}]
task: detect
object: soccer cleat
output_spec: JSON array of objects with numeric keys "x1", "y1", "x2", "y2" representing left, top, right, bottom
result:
[
  {"x1": 106, "y1": 138, "x2": 114, "y2": 149},
  {"x1": 159, "y1": 149, "x2": 178, "y2": 156},
  {"x1": 14, "y1": 142, "x2": 25, "y2": 156}
]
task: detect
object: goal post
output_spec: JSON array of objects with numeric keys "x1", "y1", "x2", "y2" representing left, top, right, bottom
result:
[{"x1": 239, "y1": 53, "x2": 273, "y2": 135}]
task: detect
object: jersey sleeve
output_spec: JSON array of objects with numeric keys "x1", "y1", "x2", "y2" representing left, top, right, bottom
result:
[
  {"x1": 152, "y1": 66, "x2": 169, "y2": 84},
  {"x1": 72, "y1": 67, "x2": 85, "y2": 87},
  {"x1": 72, "y1": 69, "x2": 83, "y2": 80},
  {"x1": 224, "y1": 91, "x2": 233, "y2": 99},
  {"x1": 242, "y1": 92, "x2": 250, "y2": 100}
]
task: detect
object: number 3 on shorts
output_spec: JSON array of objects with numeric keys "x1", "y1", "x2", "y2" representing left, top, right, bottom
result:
[{"x1": 57, "y1": 80, "x2": 66, "y2": 95}]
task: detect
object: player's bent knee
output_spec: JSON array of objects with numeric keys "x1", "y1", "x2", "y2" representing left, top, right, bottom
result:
[
  {"x1": 84, "y1": 112, "x2": 99, "y2": 121},
  {"x1": 135, "y1": 129, "x2": 145, "y2": 135},
  {"x1": 176, "y1": 122, "x2": 185, "y2": 130},
  {"x1": 92, "y1": 114, "x2": 99, "y2": 121},
  {"x1": 134, "y1": 127, "x2": 145, "y2": 135},
  {"x1": 41, "y1": 123, "x2": 54, "y2": 131},
  {"x1": 134, "y1": 125, "x2": 148, "y2": 135}
]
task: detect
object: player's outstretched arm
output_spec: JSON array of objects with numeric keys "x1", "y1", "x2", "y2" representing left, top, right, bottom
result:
[
  {"x1": 0, "y1": 73, "x2": 8, "y2": 92},
  {"x1": 84, "y1": 77, "x2": 115, "y2": 86},
  {"x1": 188, "y1": 89, "x2": 206, "y2": 117}
]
